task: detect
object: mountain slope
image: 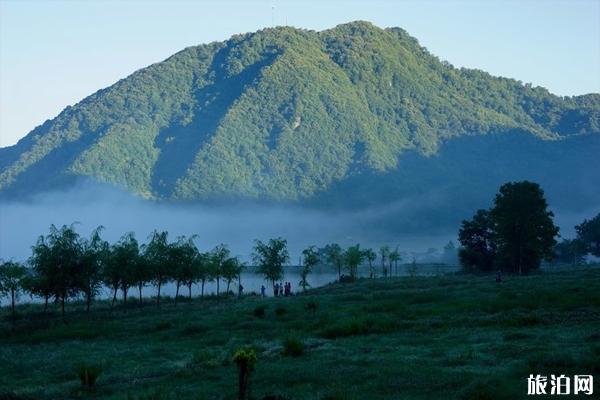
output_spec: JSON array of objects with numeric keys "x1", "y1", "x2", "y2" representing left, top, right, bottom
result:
[{"x1": 1, "y1": 21, "x2": 599, "y2": 202}]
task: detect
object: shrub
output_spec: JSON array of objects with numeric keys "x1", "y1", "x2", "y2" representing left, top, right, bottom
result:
[
  {"x1": 75, "y1": 362, "x2": 102, "y2": 388},
  {"x1": 282, "y1": 336, "x2": 304, "y2": 357},
  {"x1": 275, "y1": 306, "x2": 287, "y2": 316},
  {"x1": 253, "y1": 305, "x2": 267, "y2": 319},
  {"x1": 320, "y1": 317, "x2": 370, "y2": 339},
  {"x1": 304, "y1": 301, "x2": 318, "y2": 312},
  {"x1": 153, "y1": 322, "x2": 173, "y2": 331},
  {"x1": 181, "y1": 323, "x2": 206, "y2": 335},
  {"x1": 233, "y1": 347, "x2": 257, "y2": 400}
]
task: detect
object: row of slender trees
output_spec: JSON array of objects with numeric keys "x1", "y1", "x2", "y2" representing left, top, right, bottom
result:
[{"x1": 0, "y1": 225, "x2": 412, "y2": 322}]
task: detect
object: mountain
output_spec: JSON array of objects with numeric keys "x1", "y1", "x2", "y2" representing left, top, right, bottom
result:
[{"x1": 1, "y1": 21, "x2": 599, "y2": 216}]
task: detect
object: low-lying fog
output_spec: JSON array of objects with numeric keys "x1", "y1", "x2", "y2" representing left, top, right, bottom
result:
[{"x1": 0, "y1": 181, "x2": 596, "y2": 263}]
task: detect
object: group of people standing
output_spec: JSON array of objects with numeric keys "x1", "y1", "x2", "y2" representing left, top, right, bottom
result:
[{"x1": 260, "y1": 282, "x2": 293, "y2": 297}]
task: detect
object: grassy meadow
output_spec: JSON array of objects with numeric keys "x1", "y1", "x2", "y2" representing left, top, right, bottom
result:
[{"x1": 1, "y1": 266, "x2": 599, "y2": 400}]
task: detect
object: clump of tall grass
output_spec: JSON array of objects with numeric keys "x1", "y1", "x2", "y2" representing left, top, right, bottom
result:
[
  {"x1": 281, "y1": 335, "x2": 304, "y2": 357},
  {"x1": 75, "y1": 362, "x2": 102, "y2": 388}
]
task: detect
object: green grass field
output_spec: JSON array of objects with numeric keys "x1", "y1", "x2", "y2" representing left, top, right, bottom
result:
[{"x1": 1, "y1": 267, "x2": 599, "y2": 399}]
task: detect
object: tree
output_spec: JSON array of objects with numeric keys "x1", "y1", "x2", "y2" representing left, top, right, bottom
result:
[
  {"x1": 344, "y1": 244, "x2": 364, "y2": 279},
  {"x1": 554, "y1": 239, "x2": 586, "y2": 266},
  {"x1": 30, "y1": 224, "x2": 82, "y2": 321},
  {"x1": 169, "y1": 235, "x2": 198, "y2": 303},
  {"x1": 253, "y1": 238, "x2": 289, "y2": 289},
  {"x1": 458, "y1": 209, "x2": 496, "y2": 273},
  {"x1": 27, "y1": 235, "x2": 54, "y2": 313},
  {"x1": 195, "y1": 252, "x2": 212, "y2": 297},
  {"x1": 173, "y1": 236, "x2": 200, "y2": 300},
  {"x1": 442, "y1": 241, "x2": 458, "y2": 265},
  {"x1": 209, "y1": 244, "x2": 230, "y2": 296},
  {"x1": 133, "y1": 246, "x2": 151, "y2": 306},
  {"x1": 0, "y1": 261, "x2": 28, "y2": 324},
  {"x1": 491, "y1": 181, "x2": 559, "y2": 274},
  {"x1": 363, "y1": 248, "x2": 377, "y2": 278},
  {"x1": 104, "y1": 233, "x2": 138, "y2": 307},
  {"x1": 575, "y1": 213, "x2": 600, "y2": 257},
  {"x1": 222, "y1": 256, "x2": 243, "y2": 294},
  {"x1": 379, "y1": 245, "x2": 390, "y2": 277},
  {"x1": 323, "y1": 243, "x2": 343, "y2": 280},
  {"x1": 144, "y1": 230, "x2": 171, "y2": 306},
  {"x1": 300, "y1": 246, "x2": 320, "y2": 291},
  {"x1": 389, "y1": 248, "x2": 401, "y2": 276},
  {"x1": 79, "y1": 227, "x2": 109, "y2": 312}
]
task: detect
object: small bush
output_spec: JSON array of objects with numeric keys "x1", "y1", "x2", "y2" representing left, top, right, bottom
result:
[
  {"x1": 75, "y1": 362, "x2": 102, "y2": 388},
  {"x1": 153, "y1": 322, "x2": 173, "y2": 331},
  {"x1": 304, "y1": 301, "x2": 318, "y2": 312},
  {"x1": 181, "y1": 323, "x2": 206, "y2": 335},
  {"x1": 282, "y1": 336, "x2": 304, "y2": 357},
  {"x1": 320, "y1": 317, "x2": 370, "y2": 339},
  {"x1": 253, "y1": 305, "x2": 267, "y2": 319},
  {"x1": 275, "y1": 306, "x2": 287, "y2": 316}
]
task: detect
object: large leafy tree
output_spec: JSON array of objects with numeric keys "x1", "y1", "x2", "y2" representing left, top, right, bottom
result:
[
  {"x1": 491, "y1": 181, "x2": 559, "y2": 274},
  {"x1": 253, "y1": 238, "x2": 289, "y2": 289},
  {"x1": 0, "y1": 260, "x2": 28, "y2": 324},
  {"x1": 575, "y1": 213, "x2": 600, "y2": 257},
  {"x1": 458, "y1": 209, "x2": 497, "y2": 273},
  {"x1": 170, "y1": 235, "x2": 198, "y2": 303}
]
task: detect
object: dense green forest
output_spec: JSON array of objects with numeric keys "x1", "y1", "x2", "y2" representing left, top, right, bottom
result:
[{"x1": 1, "y1": 21, "x2": 598, "y2": 201}]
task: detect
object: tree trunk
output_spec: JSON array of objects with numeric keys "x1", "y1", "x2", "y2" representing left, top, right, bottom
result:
[
  {"x1": 123, "y1": 287, "x2": 128, "y2": 304},
  {"x1": 138, "y1": 282, "x2": 143, "y2": 306},
  {"x1": 156, "y1": 280, "x2": 161, "y2": 306},
  {"x1": 111, "y1": 287, "x2": 118, "y2": 308},
  {"x1": 188, "y1": 282, "x2": 192, "y2": 299},
  {"x1": 227, "y1": 281, "x2": 231, "y2": 294},
  {"x1": 43, "y1": 295, "x2": 49, "y2": 313},
  {"x1": 11, "y1": 288, "x2": 16, "y2": 325},
  {"x1": 61, "y1": 295, "x2": 66, "y2": 322},
  {"x1": 216, "y1": 277, "x2": 220, "y2": 297},
  {"x1": 337, "y1": 263, "x2": 341, "y2": 280},
  {"x1": 201, "y1": 280, "x2": 205, "y2": 297},
  {"x1": 86, "y1": 291, "x2": 91, "y2": 313},
  {"x1": 175, "y1": 281, "x2": 180, "y2": 305}
]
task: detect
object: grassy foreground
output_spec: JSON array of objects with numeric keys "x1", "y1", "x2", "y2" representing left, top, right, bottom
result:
[{"x1": 1, "y1": 267, "x2": 599, "y2": 400}]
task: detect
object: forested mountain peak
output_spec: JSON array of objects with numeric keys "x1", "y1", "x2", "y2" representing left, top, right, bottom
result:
[{"x1": 0, "y1": 21, "x2": 598, "y2": 202}]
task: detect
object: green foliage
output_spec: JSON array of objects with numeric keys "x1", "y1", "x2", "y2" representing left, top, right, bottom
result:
[
  {"x1": 575, "y1": 213, "x2": 600, "y2": 257},
  {"x1": 253, "y1": 238, "x2": 289, "y2": 287},
  {"x1": 2, "y1": 22, "x2": 597, "y2": 201},
  {"x1": 459, "y1": 181, "x2": 559, "y2": 274},
  {"x1": 75, "y1": 362, "x2": 102, "y2": 388},
  {"x1": 252, "y1": 305, "x2": 267, "y2": 319},
  {"x1": 281, "y1": 335, "x2": 304, "y2": 357}
]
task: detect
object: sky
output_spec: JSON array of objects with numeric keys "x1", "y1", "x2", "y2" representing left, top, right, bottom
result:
[{"x1": 0, "y1": 0, "x2": 599, "y2": 147}]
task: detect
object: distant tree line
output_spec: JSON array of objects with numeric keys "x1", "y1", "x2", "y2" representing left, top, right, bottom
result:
[
  {"x1": 458, "y1": 181, "x2": 599, "y2": 274},
  {"x1": 0, "y1": 227, "x2": 427, "y2": 323}
]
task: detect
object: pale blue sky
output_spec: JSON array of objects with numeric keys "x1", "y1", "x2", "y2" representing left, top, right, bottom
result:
[{"x1": 0, "y1": 0, "x2": 599, "y2": 147}]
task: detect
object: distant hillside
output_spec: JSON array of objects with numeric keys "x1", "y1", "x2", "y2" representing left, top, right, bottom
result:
[{"x1": 1, "y1": 21, "x2": 599, "y2": 205}]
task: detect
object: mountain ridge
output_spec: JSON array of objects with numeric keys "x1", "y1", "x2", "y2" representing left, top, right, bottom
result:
[{"x1": 1, "y1": 21, "x2": 599, "y2": 203}]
